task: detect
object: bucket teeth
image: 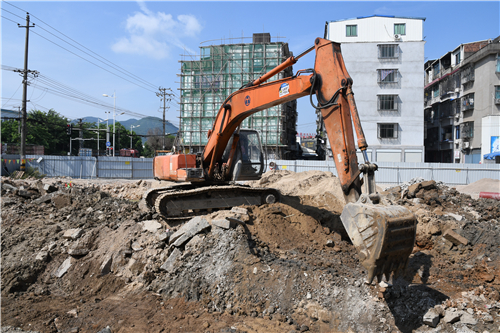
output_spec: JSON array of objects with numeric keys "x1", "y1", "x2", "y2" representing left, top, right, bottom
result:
[{"x1": 341, "y1": 202, "x2": 417, "y2": 285}]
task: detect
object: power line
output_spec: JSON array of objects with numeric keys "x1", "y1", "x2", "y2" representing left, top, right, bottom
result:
[
  {"x1": 30, "y1": 30, "x2": 157, "y2": 94},
  {"x1": 3, "y1": 1, "x2": 160, "y2": 93}
]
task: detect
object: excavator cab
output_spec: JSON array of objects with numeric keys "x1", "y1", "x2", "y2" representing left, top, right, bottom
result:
[{"x1": 222, "y1": 129, "x2": 265, "y2": 181}]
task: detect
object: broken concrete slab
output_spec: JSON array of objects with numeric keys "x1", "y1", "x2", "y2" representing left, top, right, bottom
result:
[
  {"x1": 460, "y1": 312, "x2": 477, "y2": 325},
  {"x1": 212, "y1": 218, "x2": 231, "y2": 229},
  {"x1": 142, "y1": 220, "x2": 162, "y2": 232},
  {"x1": 231, "y1": 207, "x2": 248, "y2": 215},
  {"x1": 63, "y1": 228, "x2": 84, "y2": 240},
  {"x1": 443, "y1": 308, "x2": 461, "y2": 324},
  {"x1": 443, "y1": 229, "x2": 468, "y2": 246},
  {"x1": 170, "y1": 217, "x2": 210, "y2": 247},
  {"x1": 407, "y1": 183, "x2": 422, "y2": 198},
  {"x1": 423, "y1": 308, "x2": 440, "y2": 328},
  {"x1": 160, "y1": 248, "x2": 181, "y2": 273},
  {"x1": 420, "y1": 180, "x2": 437, "y2": 190},
  {"x1": 33, "y1": 193, "x2": 56, "y2": 205},
  {"x1": 53, "y1": 257, "x2": 72, "y2": 278}
]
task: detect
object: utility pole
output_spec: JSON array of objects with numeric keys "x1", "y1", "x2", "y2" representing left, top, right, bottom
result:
[
  {"x1": 18, "y1": 13, "x2": 35, "y2": 172},
  {"x1": 156, "y1": 87, "x2": 174, "y2": 150},
  {"x1": 78, "y1": 118, "x2": 84, "y2": 150}
]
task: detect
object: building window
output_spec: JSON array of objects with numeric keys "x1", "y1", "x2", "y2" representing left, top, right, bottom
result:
[
  {"x1": 394, "y1": 23, "x2": 406, "y2": 35},
  {"x1": 432, "y1": 84, "x2": 439, "y2": 98},
  {"x1": 461, "y1": 121, "x2": 474, "y2": 138},
  {"x1": 377, "y1": 95, "x2": 398, "y2": 111},
  {"x1": 462, "y1": 93, "x2": 474, "y2": 111},
  {"x1": 455, "y1": 125, "x2": 460, "y2": 140},
  {"x1": 377, "y1": 69, "x2": 398, "y2": 83},
  {"x1": 497, "y1": 55, "x2": 500, "y2": 73},
  {"x1": 378, "y1": 44, "x2": 399, "y2": 59},
  {"x1": 455, "y1": 52, "x2": 461, "y2": 66},
  {"x1": 495, "y1": 86, "x2": 500, "y2": 104},
  {"x1": 346, "y1": 25, "x2": 357, "y2": 37},
  {"x1": 378, "y1": 123, "x2": 398, "y2": 139}
]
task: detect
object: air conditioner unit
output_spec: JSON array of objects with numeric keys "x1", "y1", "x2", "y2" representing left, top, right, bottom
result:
[
  {"x1": 394, "y1": 34, "x2": 401, "y2": 40},
  {"x1": 463, "y1": 142, "x2": 470, "y2": 148}
]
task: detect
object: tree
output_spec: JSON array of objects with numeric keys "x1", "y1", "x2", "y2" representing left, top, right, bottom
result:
[
  {"x1": 1, "y1": 109, "x2": 71, "y2": 155},
  {"x1": 145, "y1": 128, "x2": 163, "y2": 152}
]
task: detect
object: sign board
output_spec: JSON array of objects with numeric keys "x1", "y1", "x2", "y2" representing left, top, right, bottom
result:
[{"x1": 106, "y1": 141, "x2": 111, "y2": 147}]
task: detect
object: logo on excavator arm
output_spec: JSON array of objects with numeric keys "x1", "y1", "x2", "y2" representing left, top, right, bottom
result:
[
  {"x1": 244, "y1": 95, "x2": 251, "y2": 106},
  {"x1": 279, "y1": 83, "x2": 289, "y2": 97}
]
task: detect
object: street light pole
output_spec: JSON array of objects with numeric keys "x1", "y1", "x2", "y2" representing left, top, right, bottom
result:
[
  {"x1": 97, "y1": 118, "x2": 108, "y2": 155},
  {"x1": 130, "y1": 125, "x2": 140, "y2": 149}
]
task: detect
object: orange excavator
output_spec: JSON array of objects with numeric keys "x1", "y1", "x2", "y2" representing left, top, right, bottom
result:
[{"x1": 143, "y1": 38, "x2": 416, "y2": 283}]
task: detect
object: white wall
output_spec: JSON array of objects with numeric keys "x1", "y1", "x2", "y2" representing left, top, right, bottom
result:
[{"x1": 327, "y1": 16, "x2": 424, "y2": 43}]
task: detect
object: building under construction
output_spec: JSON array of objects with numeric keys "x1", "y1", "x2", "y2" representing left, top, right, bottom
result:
[{"x1": 177, "y1": 33, "x2": 300, "y2": 159}]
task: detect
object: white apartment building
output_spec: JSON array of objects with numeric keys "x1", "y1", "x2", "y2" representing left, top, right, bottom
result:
[{"x1": 324, "y1": 15, "x2": 426, "y2": 162}]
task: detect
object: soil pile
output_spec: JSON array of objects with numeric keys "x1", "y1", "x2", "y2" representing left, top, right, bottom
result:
[{"x1": 1, "y1": 171, "x2": 500, "y2": 333}]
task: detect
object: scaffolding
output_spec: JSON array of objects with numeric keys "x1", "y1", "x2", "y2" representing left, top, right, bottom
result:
[{"x1": 177, "y1": 33, "x2": 299, "y2": 159}]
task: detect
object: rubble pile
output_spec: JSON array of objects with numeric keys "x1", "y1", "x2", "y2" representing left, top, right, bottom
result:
[{"x1": 1, "y1": 172, "x2": 499, "y2": 333}]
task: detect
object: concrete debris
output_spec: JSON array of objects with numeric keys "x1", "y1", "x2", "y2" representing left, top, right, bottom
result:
[
  {"x1": 160, "y1": 248, "x2": 181, "y2": 273},
  {"x1": 63, "y1": 228, "x2": 83, "y2": 240},
  {"x1": 443, "y1": 229, "x2": 469, "y2": 246},
  {"x1": 460, "y1": 312, "x2": 477, "y2": 325},
  {"x1": 141, "y1": 220, "x2": 162, "y2": 232},
  {"x1": 53, "y1": 257, "x2": 72, "y2": 278},
  {"x1": 2, "y1": 174, "x2": 500, "y2": 333},
  {"x1": 423, "y1": 308, "x2": 440, "y2": 328}
]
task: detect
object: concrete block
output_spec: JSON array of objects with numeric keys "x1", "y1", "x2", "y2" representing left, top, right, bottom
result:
[
  {"x1": 420, "y1": 180, "x2": 436, "y2": 190},
  {"x1": 53, "y1": 257, "x2": 72, "y2": 278},
  {"x1": 33, "y1": 193, "x2": 55, "y2": 205},
  {"x1": 443, "y1": 229, "x2": 468, "y2": 246},
  {"x1": 423, "y1": 308, "x2": 440, "y2": 328},
  {"x1": 142, "y1": 220, "x2": 162, "y2": 232},
  {"x1": 170, "y1": 217, "x2": 210, "y2": 247},
  {"x1": 63, "y1": 228, "x2": 84, "y2": 240},
  {"x1": 160, "y1": 248, "x2": 181, "y2": 273},
  {"x1": 443, "y1": 309, "x2": 461, "y2": 323},
  {"x1": 231, "y1": 207, "x2": 248, "y2": 215},
  {"x1": 445, "y1": 213, "x2": 463, "y2": 221},
  {"x1": 460, "y1": 312, "x2": 477, "y2": 325},
  {"x1": 407, "y1": 183, "x2": 422, "y2": 198},
  {"x1": 212, "y1": 219, "x2": 231, "y2": 229}
]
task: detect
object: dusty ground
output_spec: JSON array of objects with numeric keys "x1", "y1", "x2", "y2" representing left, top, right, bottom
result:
[{"x1": 1, "y1": 172, "x2": 500, "y2": 333}]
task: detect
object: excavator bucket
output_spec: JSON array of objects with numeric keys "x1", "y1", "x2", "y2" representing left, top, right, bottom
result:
[{"x1": 340, "y1": 201, "x2": 416, "y2": 284}]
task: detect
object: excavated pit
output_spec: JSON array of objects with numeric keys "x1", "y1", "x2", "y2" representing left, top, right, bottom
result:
[{"x1": 1, "y1": 172, "x2": 500, "y2": 333}]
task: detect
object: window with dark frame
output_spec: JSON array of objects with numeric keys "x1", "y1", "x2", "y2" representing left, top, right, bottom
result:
[
  {"x1": 378, "y1": 95, "x2": 398, "y2": 111},
  {"x1": 378, "y1": 69, "x2": 398, "y2": 83},
  {"x1": 378, "y1": 123, "x2": 398, "y2": 139},
  {"x1": 346, "y1": 25, "x2": 357, "y2": 37},
  {"x1": 378, "y1": 44, "x2": 398, "y2": 59}
]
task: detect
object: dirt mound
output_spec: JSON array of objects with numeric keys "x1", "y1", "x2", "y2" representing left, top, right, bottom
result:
[
  {"x1": 2, "y1": 174, "x2": 500, "y2": 333},
  {"x1": 454, "y1": 178, "x2": 500, "y2": 199}
]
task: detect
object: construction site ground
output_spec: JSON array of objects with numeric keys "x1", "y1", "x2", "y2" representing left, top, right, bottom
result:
[{"x1": 1, "y1": 171, "x2": 500, "y2": 333}]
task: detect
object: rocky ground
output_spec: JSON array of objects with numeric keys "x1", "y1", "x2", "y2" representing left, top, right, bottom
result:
[{"x1": 1, "y1": 171, "x2": 500, "y2": 333}]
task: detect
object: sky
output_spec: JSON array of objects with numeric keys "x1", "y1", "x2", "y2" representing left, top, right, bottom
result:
[{"x1": 1, "y1": 1, "x2": 499, "y2": 135}]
